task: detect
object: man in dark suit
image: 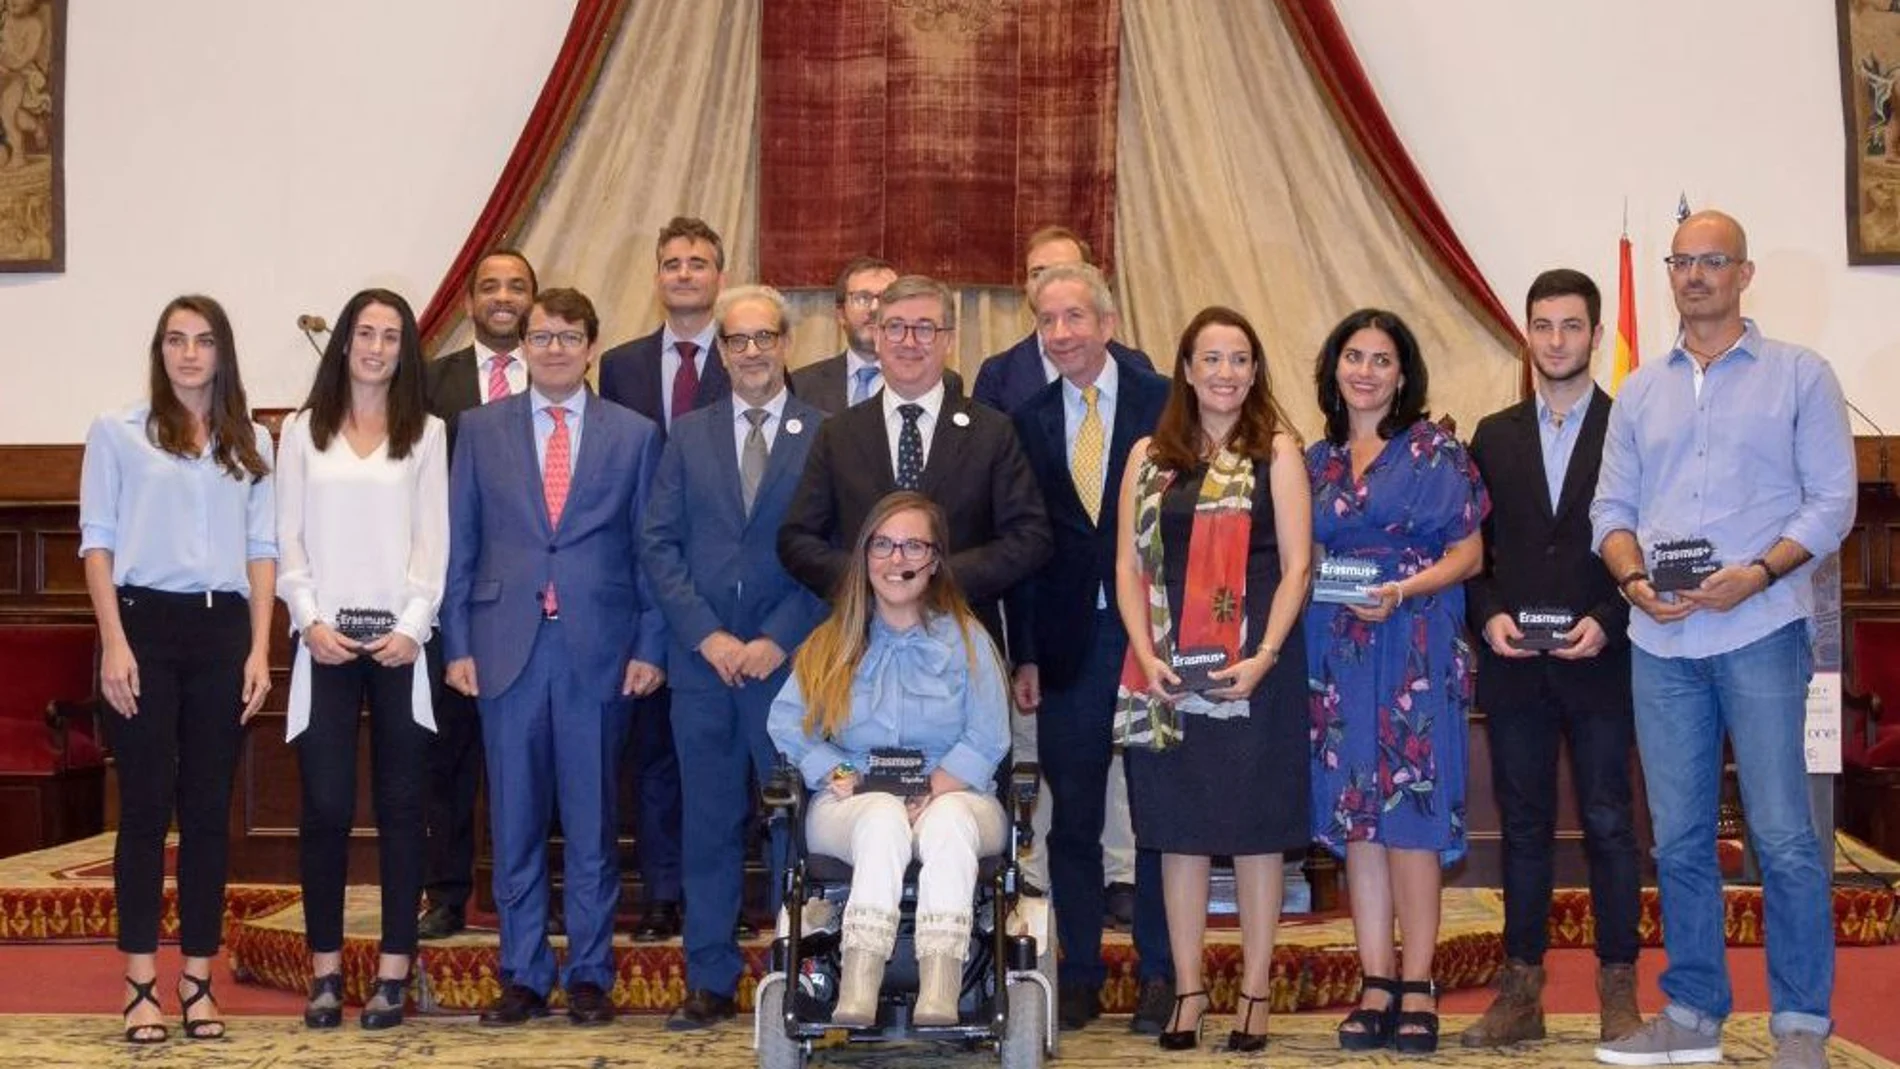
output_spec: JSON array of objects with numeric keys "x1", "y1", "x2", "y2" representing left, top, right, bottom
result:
[
  {"x1": 418, "y1": 248, "x2": 536, "y2": 941},
  {"x1": 641, "y1": 284, "x2": 828, "y2": 1030},
  {"x1": 1005, "y1": 262, "x2": 1175, "y2": 1034},
  {"x1": 1463, "y1": 269, "x2": 1640, "y2": 1047},
  {"x1": 596, "y1": 216, "x2": 731, "y2": 940},
  {"x1": 789, "y1": 255, "x2": 965, "y2": 414},
  {"x1": 442, "y1": 288, "x2": 667, "y2": 1027},
  {"x1": 779, "y1": 274, "x2": 1051, "y2": 647},
  {"x1": 971, "y1": 226, "x2": 1155, "y2": 415}
]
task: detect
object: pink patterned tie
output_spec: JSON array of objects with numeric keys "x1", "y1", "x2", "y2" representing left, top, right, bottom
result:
[
  {"x1": 486, "y1": 354, "x2": 511, "y2": 402},
  {"x1": 670, "y1": 341, "x2": 700, "y2": 428},
  {"x1": 542, "y1": 406, "x2": 571, "y2": 616}
]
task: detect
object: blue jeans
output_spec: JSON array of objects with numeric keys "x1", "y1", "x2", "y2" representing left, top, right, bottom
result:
[{"x1": 1631, "y1": 620, "x2": 1832, "y2": 1038}]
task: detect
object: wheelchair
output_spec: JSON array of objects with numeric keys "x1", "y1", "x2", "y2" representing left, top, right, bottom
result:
[{"x1": 752, "y1": 759, "x2": 1057, "y2": 1069}]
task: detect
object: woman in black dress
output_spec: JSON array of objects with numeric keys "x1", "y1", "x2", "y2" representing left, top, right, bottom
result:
[{"x1": 1113, "y1": 306, "x2": 1313, "y2": 1052}]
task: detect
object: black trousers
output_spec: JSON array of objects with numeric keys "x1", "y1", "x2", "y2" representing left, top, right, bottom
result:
[
  {"x1": 423, "y1": 674, "x2": 483, "y2": 915},
  {"x1": 1486, "y1": 676, "x2": 1642, "y2": 965},
  {"x1": 295, "y1": 639, "x2": 434, "y2": 955},
  {"x1": 105, "y1": 587, "x2": 250, "y2": 957}
]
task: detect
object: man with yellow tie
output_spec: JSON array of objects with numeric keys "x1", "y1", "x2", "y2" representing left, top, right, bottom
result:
[{"x1": 1004, "y1": 262, "x2": 1177, "y2": 1034}]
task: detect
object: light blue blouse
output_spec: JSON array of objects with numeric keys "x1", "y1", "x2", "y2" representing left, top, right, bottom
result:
[
  {"x1": 78, "y1": 404, "x2": 277, "y2": 593},
  {"x1": 769, "y1": 612, "x2": 1010, "y2": 792}
]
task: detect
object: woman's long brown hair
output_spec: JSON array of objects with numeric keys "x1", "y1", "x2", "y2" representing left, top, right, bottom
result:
[
  {"x1": 792, "y1": 492, "x2": 985, "y2": 740},
  {"x1": 1147, "y1": 305, "x2": 1293, "y2": 474},
  {"x1": 146, "y1": 295, "x2": 269, "y2": 482},
  {"x1": 300, "y1": 289, "x2": 429, "y2": 460}
]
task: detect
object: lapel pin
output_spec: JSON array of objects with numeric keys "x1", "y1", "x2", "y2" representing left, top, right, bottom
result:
[
  {"x1": 951, "y1": 410, "x2": 971, "y2": 428},
  {"x1": 784, "y1": 418, "x2": 803, "y2": 436}
]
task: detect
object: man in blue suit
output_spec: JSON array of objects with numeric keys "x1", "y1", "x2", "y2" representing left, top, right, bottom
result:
[
  {"x1": 443, "y1": 288, "x2": 667, "y2": 1027},
  {"x1": 641, "y1": 284, "x2": 828, "y2": 1030},
  {"x1": 971, "y1": 226, "x2": 1155, "y2": 415},
  {"x1": 597, "y1": 215, "x2": 731, "y2": 941},
  {"x1": 1006, "y1": 263, "x2": 1176, "y2": 1034}
]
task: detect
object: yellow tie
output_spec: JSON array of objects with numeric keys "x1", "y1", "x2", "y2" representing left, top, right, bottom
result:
[{"x1": 1073, "y1": 383, "x2": 1105, "y2": 523}]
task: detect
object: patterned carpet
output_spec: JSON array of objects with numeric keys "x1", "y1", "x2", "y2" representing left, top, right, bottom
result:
[{"x1": 0, "y1": 1013, "x2": 1888, "y2": 1068}]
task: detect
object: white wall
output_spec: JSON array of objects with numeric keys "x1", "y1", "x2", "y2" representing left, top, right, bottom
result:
[
  {"x1": 0, "y1": 1, "x2": 572, "y2": 443},
  {"x1": 4, "y1": 1, "x2": 1892, "y2": 443},
  {"x1": 1337, "y1": 0, "x2": 1900, "y2": 429}
]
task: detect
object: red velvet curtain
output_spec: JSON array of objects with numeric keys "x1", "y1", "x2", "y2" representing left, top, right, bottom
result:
[{"x1": 417, "y1": 0, "x2": 628, "y2": 351}]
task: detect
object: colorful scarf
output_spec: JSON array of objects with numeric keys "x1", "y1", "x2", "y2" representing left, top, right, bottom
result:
[{"x1": 1112, "y1": 444, "x2": 1256, "y2": 751}]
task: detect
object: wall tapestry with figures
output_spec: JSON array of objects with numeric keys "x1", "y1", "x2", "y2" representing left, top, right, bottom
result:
[
  {"x1": 0, "y1": 0, "x2": 59, "y2": 272},
  {"x1": 1842, "y1": 0, "x2": 1900, "y2": 264}
]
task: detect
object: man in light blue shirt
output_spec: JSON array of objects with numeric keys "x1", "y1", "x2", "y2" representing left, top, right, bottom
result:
[{"x1": 1590, "y1": 211, "x2": 1855, "y2": 1069}]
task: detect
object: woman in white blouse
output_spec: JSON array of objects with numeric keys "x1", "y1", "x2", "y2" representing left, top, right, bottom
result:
[{"x1": 276, "y1": 288, "x2": 448, "y2": 1030}]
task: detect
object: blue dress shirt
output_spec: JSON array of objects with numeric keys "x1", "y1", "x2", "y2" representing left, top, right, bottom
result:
[
  {"x1": 1535, "y1": 390, "x2": 1582, "y2": 512},
  {"x1": 78, "y1": 404, "x2": 277, "y2": 593},
  {"x1": 1590, "y1": 320, "x2": 1856, "y2": 658},
  {"x1": 768, "y1": 613, "x2": 1011, "y2": 792}
]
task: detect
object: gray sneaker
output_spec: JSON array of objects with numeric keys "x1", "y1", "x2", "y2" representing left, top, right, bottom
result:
[
  {"x1": 1594, "y1": 1014, "x2": 1722, "y2": 1066},
  {"x1": 1772, "y1": 1031, "x2": 1830, "y2": 1069}
]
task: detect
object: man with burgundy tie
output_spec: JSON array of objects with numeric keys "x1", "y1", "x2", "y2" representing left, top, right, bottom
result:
[
  {"x1": 598, "y1": 216, "x2": 730, "y2": 940},
  {"x1": 443, "y1": 288, "x2": 666, "y2": 1026},
  {"x1": 419, "y1": 248, "x2": 536, "y2": 941}
]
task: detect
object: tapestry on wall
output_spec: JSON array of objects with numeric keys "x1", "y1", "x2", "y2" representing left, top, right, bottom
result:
[
  {"x1": 0, "y1": 0, "x2": 60, "y2": 273},
  {"x1": 1840, "y1": 0, "x2": 1900, "y2": 264},
  {"x1": 758, "y1": 0, "x2": 1120, "y2": 288}
]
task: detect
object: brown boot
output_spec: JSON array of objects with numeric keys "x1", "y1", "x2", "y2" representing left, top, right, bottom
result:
[
  {"x1": 1596, "y1": 962, "x2": 1642, "y2": 1042},
  {"x1": 1458, "y1": 959, "x2": 1545, "y2": 1048}
]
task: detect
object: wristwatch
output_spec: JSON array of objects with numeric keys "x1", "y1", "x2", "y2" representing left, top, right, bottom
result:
[{"x1": 1750, "y1": 558, "x2": 1779, "y2": 588}]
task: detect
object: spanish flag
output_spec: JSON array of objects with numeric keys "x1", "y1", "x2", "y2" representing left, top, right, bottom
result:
[{"x1": 1612, "y1": 233, "x2": 1639, "y2": 393}]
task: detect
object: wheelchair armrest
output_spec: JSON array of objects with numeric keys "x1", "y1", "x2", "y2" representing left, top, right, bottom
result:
[
  {"x1": 1009, "y1": 761, "x2": 1041, "y2": 846},
  {"x1": 761, "y1": 758, "x2": 804, "y2": 814}
]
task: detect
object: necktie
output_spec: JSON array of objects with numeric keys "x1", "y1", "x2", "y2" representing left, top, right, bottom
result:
[
  {"x1": 851, "y1": 365, "x2": 879, "y2": 406},
  {"x1": 895, "y1": 403, "x2": 925, "y2": 491},
  {"x1": 741, "y1": 408, "x2": 769, "y2": 514},
  {"x1": 542, "y1": 406, "x2": 571, "y2": 617},
  {"x1": 671, "y1": 341, "x2": 700, "y2": 428},
  {"x1": 486, "y1": 354, "x2": 511, "y2": 403},
  {"x1": 1073, "y1": 384, "x2": 1105, "y2": 523}
]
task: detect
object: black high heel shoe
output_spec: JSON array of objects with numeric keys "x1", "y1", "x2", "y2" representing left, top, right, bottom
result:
[
  {"x1": 1338, "y1": 974, "x2": 1399, "y2": 1050},
  {"x1": 177, "y1": 973, "x2": 226, "y2": 1040},
  {"x1": 1158, "y1": 990, "x2": 1208, "y2": 1051},
  {"x1": 304, "y1": 972, "x2": 344, "y2": 1029},
  {"x1": 1393, "y1": 978, "x2": 1440, "y2": 1055},
  {"x1": 122, "y1": 976, "x2": 169, "y2": 1044},
  {"x1": 1227, "y1": 992, "x2": 1270, "y2": 1053},
  {"x1": 361, "y1": 976, "x2": 409, "y2": 1030}
]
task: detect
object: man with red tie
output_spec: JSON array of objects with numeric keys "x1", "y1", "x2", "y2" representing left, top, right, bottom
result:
[{"x1": 598, "y1": 216, "x2": 731, "y2": 941}]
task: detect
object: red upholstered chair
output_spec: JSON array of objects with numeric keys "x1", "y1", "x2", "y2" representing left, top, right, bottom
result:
[
  {"x1": 0, "y1": 624, "x2": 108, "y2": 857},
  {"x1": 1849, "y1": 620, "x2": 1900, "y2": 769}
]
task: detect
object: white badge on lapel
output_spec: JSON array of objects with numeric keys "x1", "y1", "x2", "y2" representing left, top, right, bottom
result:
[
  {"x1": 784, "y1": 418, "x2": 803, "y2": 436},
  {"x1": 951, "y1": 410, "x2": 971, "y2": 428}
]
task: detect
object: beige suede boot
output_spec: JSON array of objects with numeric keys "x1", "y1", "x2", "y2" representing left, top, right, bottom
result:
[
  {"x1": 1459, "y1": 959, "x2": 1546, "y2": 1047},
  {"x1": 913, "y1": 954, "x2": 962, "y2": 1026},
  {"x1": 832, "y1": 949, "x2": 886, "y2": 1026}
]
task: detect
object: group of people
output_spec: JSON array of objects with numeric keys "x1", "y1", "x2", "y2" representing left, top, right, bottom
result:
[{"x1": 81, "y1": 208, "x2": 1852, "y2": 1069}]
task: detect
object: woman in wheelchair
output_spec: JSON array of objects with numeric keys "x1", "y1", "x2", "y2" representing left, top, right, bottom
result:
[{"x1": 767, "y1": 491, "x2": 1011, "y2": 1027}]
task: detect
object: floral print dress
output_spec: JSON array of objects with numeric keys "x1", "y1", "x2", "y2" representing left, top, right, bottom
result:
[{"x1": 1305, "y1": 420, "x2": 1489, "y2": 864}]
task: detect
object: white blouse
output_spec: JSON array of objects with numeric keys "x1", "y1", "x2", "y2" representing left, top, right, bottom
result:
[{"x1": 275, "y1": 410, "x2": 449, "y2": 739}]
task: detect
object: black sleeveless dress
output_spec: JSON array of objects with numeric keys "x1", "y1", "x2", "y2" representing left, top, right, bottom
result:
[{"x1": 1125, "y1": 460, "x2": 1312, "y2": 855}]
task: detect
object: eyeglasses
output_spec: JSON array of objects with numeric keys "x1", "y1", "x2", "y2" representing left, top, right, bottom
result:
[
  {"x1": 881, "y1": 320, "x2": 951, "y2": 345},
  {"x1": 720, "y1": 330, "x2": 782, "y2": 354},
  {"x1": 525, "y1": 329, "x2": 589, "y2": 350},
  {"x1": 867, "y1": 535, "x2": 936, "y2": 562},
  {"x1": 1663, "y1": 253, "x2": 1742, "y2": 273},
  {"x1": 843, "y1": 291, "x2": 880, "y2": 310}
]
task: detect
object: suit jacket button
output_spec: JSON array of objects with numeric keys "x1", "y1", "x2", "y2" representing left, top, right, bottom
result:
[
  {"x1": 547, "y1": 544, "x2": 557, "y2": 554},
  {"x1": 1546, "y1": 545, "x2": 1556, "y2": 556}
]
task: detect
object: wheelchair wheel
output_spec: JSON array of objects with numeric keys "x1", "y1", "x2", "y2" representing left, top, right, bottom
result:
[
  {"x1": 757, "y1": 980, "x2": 806, "y2": 1069},
  {"x1": 998, "y1": 978, "x2": 1046, "y2": 1069}
]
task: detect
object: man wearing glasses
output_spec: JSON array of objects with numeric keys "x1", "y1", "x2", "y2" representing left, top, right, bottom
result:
[
  {"x1": 780, "y1": 274, "x2": 1051, "y2": 649},
  {"x1": 791, "y1": 257, "x2": 966, "y2": 414},
  {"x1": 641, "y1": 285, "x2": 828, "y2": 1030},
  {"x1": 1590, "y1": 211, "x2": 1854, "y2": 1069}
]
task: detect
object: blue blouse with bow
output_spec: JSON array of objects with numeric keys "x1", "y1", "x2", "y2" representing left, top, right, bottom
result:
[{"x1": 769, "y1": 612, "x2": 1010, "y2": 792}]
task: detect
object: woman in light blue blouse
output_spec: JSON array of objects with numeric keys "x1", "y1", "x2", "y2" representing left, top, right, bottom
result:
[
  {"x1": 768, "y1": 491, "x2": 1011, "y2": 1028},
  {"x1": 78, "y1": 295, "x2": 277, "y2": 1044}
]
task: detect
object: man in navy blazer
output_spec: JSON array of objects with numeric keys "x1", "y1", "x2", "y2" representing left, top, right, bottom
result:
[
  {"x1": 443, "y1": 288, "x2": 666, "y2": 1027},
  {"x1": 595, "y1": 216, "x2": 731, "y2": 940},
  {"x1": 641, "y1": 285, "x2": 827, "y2": 1030},
  {"x1": 1005, "y1": 263, "x2": 1175, "y2": 1033},
  {"x1": 971, "y1": 226, "x2": 1155, "y2": 415}
]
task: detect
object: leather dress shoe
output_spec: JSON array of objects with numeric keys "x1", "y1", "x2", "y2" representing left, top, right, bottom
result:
[
  {"x1": 1057, "y1": 982, "x2": 1101, "y2": 1031},
  {"x1": 566, "y1": 981, "x2": 616, "y2": 1026},
  {"x1": 1104, "y1": 882, "x2": 1136, "y2": 931},
  {"x1": 666, "y1": 988, "x2": 737, "y2": 1031},
  {"x1": 416, "y1": 903, "x2": 465, "y2": 941},
  {"x1": 734, "y1": 914, "x2": 759, "y2": 941},
  {"x1": 479, "y1": 983, "x2": 549, "y2": 1027},
  {"x1": 633, "y1": 900, "x2": 682, "y2": 942},
  {"x1": 1131, "y1": 976, "x2": 1176, "y2": 1035}
]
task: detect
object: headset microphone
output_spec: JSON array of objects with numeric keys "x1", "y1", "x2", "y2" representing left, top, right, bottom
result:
[{"x1": 898, "y1": 569, "x2": 919, "y2": 581}]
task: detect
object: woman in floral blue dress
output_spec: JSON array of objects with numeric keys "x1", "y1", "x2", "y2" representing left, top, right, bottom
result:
[{"x1": 1304, "y1": 309, "x2": 1487, "y2": 1055}]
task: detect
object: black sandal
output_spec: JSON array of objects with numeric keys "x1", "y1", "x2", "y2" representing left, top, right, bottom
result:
[
  {"x1": 1227, "y1": 992, "x2": 1270, "y2": 1053},
  {"x1": 305, "y1": 971, "x2": 345, "y2": 1029},
  {"x1": 177, "y1": 972, "x2": 226, "y2": 1040},
  {"x1": 1158, "y1": 990, "x2": 1208, "y2": 1051},
  {"x1": 122, "y1": 976, "x2": 168, "y2": 1044},
  {"x1": 1393, "y1": 978, "x2": 1440, "y2": 1055},
  {"x1": 1338, "y1": 974, "x2": 1398, "y2": 1050}
]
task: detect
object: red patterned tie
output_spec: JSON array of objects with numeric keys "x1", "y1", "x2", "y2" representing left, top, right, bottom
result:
[
  {"x1": 671, "y1": 341, "x2": 700, "y2": 428},
  {"x1": 542, "y1": 406, "x2": 571, "y2": 617},
  {"x1": 486, "y1": 353, "x2": 511, "y2": 403}
]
